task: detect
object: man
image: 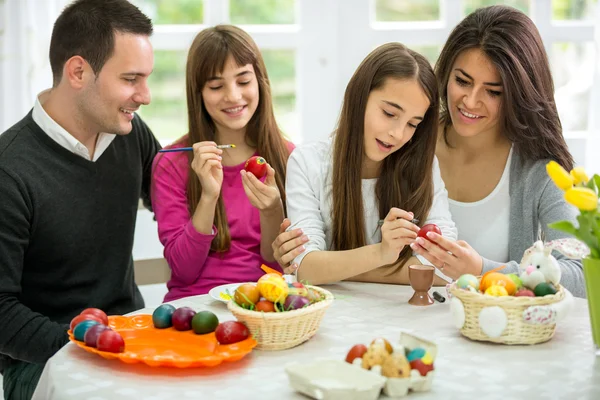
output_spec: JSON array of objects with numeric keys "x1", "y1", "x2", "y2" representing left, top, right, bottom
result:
[{"x1": 0, "y1": 1, "x2": 160, "y2": 398}]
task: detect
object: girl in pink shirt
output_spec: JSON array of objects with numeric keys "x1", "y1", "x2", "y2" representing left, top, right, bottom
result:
[{"x1": 151, "y1": 25, "x2": 294, "y2": 301}]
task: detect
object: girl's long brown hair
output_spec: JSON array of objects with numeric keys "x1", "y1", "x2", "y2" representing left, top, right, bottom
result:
[
  {"x1": 331, "y1": 43, "x2": 439, "y2": 267},
  {"x1": 174, "y1": 25, "x2": 290, "y2": 252},
  {"x1": 435, "y1": 5, "x2": 573, "y2": 170}
]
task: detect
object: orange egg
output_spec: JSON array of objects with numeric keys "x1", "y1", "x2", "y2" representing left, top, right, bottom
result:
[
  {"x1": 254, "y1": 300, "x2": 276, "y2": 312},
  {"x1": 479, "y1": 272, "x2": 516, "y2": 295},
  {"x1": 234, "y1": 283, "x2": 260, "y2": 308}
]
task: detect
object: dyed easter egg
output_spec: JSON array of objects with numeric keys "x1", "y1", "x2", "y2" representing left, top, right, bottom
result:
[
  {"x1": 480, "y1": 272, "x2": 516, "y2": 295},
  {"x1": 409, "y1": 358, "x2": 434, "y2": 376},
  {"x1": 421, "y1": 351, "x2": 434, "y2": 365},
  {"x1": 456, "y1": 274, "x2": 479, "y2": 291},
  {"x1": 73, "y1": 320, "x2": 100, "y2": 342},
  {"x1": 507, "y1": 274, "x2": 524, "y2": 290},
  {"x1": 83, "y1": 324, "x2": 111, "y2": 347},
  {"x1": 534, "y1": 282, "x2": 557, "y2": 297},
  {"x1": 172, "y1": 307, "x2": 196, "y2": 331},
  {"x1": 192, "y1": 311, "x2": 219, "y2": 334},
  {"x1": 514, "y1": 288, "x2": 535, "y2": 297},
  {"x1": 406, "y1": 347, "x2": 426, "y2": 362},
  {"x1": 485, "y1": 285, "x2": 509, "y2": 297},
  {"x1": 345, "y1": 344, "x2": 368, "y2": 364},
  {"x1": 97, "y1": 330, "x2": 125, "y2": 353},
  {"x1": 287, "y1": 282, "x2": 309, "y2": 297},
  {"x1": 257, "y1": 273, "x2": 289, "y2": 303},
  {"x1": 152, "y1": 304, "x2": 176, "y2": 329}
]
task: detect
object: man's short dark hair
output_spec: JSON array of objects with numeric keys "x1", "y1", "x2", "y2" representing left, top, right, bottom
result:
[{"x1": 49, "y1": 0, "x2": 153, "y2": 86}]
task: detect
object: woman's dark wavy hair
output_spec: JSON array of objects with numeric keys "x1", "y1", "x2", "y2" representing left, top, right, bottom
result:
[{"x1": 435, "y1": 5, "x2": 573, "y2": 170}]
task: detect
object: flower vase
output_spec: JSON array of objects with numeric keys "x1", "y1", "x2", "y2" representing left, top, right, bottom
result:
[{"x1": 583, "y1": 257, "x2": 600, "y2": 356}]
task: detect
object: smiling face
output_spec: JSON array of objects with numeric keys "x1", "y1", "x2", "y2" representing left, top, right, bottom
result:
[
  {"x1": 362, "y1": 77, "x2": 430, "y2": 173},
  {"x1": 201, "y1": 55, "x2": 260, "y2": 137},
  {"x1": 78, "y1": 33, "x2": 153, "y2": 135},
  {"x1": 446, "y1": 48, "x2": 503, "y2": 139}
]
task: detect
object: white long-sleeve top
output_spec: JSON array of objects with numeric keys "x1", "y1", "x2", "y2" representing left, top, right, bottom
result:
[{"x1": 286, "y1": 140, "x2": 457, "y2": 278}]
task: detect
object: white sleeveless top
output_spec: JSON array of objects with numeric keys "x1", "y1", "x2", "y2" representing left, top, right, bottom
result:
[{"x1": 448, "y1": 147, "x2": 512, "y2": 263}]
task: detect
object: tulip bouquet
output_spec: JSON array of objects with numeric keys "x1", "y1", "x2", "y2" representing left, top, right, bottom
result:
[{"x1": 546, "y1": 161, "x2": 600, "y2": 355}]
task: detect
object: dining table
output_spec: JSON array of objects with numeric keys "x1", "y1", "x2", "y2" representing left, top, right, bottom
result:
[{"x1": 32, "y1": 282, "x2": 600, "y2": 400}]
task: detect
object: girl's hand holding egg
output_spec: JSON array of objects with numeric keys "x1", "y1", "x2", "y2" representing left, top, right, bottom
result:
[{"x1": 241, "y1": 157, "x2": 282, "y2": 212}]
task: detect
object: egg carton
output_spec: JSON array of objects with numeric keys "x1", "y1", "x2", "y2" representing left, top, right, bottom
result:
[{"x1": 350, "y1": 332, "x2": 437, "y2": 398}]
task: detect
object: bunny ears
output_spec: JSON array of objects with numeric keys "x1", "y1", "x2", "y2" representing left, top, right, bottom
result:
[{"x1": 521, "y1": 238, "x2": 590, "y2": 264}]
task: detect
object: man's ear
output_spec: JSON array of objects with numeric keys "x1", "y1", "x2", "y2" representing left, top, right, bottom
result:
[{"x1": 63, "y1": 56, "x2": 90, "y2": 89}]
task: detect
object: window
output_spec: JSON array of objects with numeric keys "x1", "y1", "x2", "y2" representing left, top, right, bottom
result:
[
  {"x1": 374, "y1": 0, "x2": 440, "y2": 21},
  {"x1": 132, "y1": 0, "x2": 299, "y2": 145},
  {"x1": 230, "y1": 0, "x2": 296, "y2": 24},
  {"x1": 135, "y1": 0, "x2": 205, "y2": 24},
  {"x1": 463, "y1": 0, "x2": 530, "y2": 15},
  {"x1": 552, "y1": 0, "x2": 598, "y2": 20}
]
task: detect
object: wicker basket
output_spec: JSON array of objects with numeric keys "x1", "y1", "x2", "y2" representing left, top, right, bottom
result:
[
  {"x1": 449, "y1": 283, "x2": 565, "y2": 345},
  {"x1": 227, "y1": 285, "x2": 334, "y2": 351}
]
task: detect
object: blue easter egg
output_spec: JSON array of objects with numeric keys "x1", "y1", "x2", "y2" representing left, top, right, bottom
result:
[
  {"x1": 73, "y1": 320, "x2": 100, "y2": 341},
  {"x1": 152, "y1": 304, "x2": 176, "y2": 329},
  {"x1": 457, "y1": 274, "x2": 479, "y2": 290},
  {"x1": 407, "y1": 347, "x2": 427, "y2": 362}
]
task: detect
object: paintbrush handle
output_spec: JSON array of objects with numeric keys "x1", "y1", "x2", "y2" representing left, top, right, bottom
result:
[
  {"x1": 158, "y1": 144, "x2": 236, "y2": 153},
  {"x1": 158, "y1": 147, "x2": 193, "y2": 153}
]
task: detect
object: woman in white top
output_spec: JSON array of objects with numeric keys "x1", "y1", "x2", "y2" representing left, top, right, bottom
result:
[
  {"x1": 277, "y1": 43, "x2": 457, "y2": 285},
  {"x1": 407, "y1": 6, "x2": 584, "y2": 296}
]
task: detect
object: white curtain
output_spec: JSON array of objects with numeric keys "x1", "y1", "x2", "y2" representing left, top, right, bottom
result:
[{"x1": 0, "y1": 0, "x2": 69, "y2": 132}]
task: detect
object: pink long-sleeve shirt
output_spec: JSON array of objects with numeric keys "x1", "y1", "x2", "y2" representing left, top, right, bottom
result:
[{"x1": 151, "y1": 143, "x2": 287, "y2": 301}]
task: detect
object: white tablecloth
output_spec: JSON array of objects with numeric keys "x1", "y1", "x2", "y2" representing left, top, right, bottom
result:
[{"x1": 32, "y1": 282, "x2": 600, "y2": 400}]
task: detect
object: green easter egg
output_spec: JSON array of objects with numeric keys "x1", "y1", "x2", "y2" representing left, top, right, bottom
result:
[
  {"x1": 534, "y1": 282, "x2": 557, "y2": 297},
  {"x1": 192, "y1": 311, "x2": 219, "y2": 334},
  {"x1": 507, "y1": 274, "x2": 523, "y2": 290}
]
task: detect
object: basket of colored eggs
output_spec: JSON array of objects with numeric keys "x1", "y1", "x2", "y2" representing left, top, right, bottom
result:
[
  {"x1": 227, "y1": 273, "x2": 334, "y2": 350},
  {"x1": 448, "y1": 264, "x2": 570, "y2": 345}
]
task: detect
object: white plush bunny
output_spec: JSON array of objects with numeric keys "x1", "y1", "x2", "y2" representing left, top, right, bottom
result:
[{"x1": 519, "y1": 240, "x2": 562, "y2": 288}]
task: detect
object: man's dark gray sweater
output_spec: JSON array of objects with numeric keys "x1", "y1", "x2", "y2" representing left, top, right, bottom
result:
[{"x1": 0, "y1": 111, "x2": 160, "y2": 372}]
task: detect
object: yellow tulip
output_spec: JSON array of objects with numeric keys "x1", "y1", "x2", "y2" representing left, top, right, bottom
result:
[
  {"x1": 546, "y1": 161, "x2": 574, "y2": 191},
  {"x1": 564, "y1": 187, "x2": 598, "y2": 211},
  {"x1": 570, "y1": 167, "x2": 590, "y2": 185}
]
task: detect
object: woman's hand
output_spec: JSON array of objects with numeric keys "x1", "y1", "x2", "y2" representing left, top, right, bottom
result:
[
  {"x1": 240, "y1": 164, "x2": 281, "y2": 212},
  {"x1": 271, "y1": 218, "x2": 308, "y2": 274},
  {"x1": 190, "y1": 141, "x2": 223, "y2": 200},
  {"x1": 410, "y1": 232, "x2": 483, "y2": 280},
  {"x1": 379, "y1": 208, "x2": 420, "y2": 265}
]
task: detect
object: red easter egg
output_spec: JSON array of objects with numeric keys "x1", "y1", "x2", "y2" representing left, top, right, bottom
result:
[
  {"x1": 80, "y1": 308, "x2": 108, "y2": 325},
  {"x1": 244, "y1": 156, "x2": 267, "y2": 179},
  {"x1": 70, "y1": 313, "x2": 104, "y2": 331},
  {"x1": 417, "y1": 224, "x2": 442, "y2": 242},
  {"x1": 345, "y1": 344, "x2": 368, "y2": 363},
  {"x1": 215, "y1": 321, "x2": 250, "y2": 344},
  {"x1": 96, "y1": 330, "x2": 125, "y2": 353},
  {"x1": 410, "y1": 358, "x2": 435, "y2": 376}
]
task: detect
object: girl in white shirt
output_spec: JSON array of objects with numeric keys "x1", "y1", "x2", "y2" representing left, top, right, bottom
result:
[{"x1": 278, "y1": 43, "x2": 457, "y2": 285}]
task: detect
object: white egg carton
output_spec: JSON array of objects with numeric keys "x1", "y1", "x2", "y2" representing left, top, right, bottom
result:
[
  {"x1": 285, "y1": 359, "x2": 386, "y2": 400},
  {"x1": 358, "y1": 332, "x2": 437, "y2": 397},
  {"x1": 284, "y1": 332, "x2": 437, "y2": 399}
]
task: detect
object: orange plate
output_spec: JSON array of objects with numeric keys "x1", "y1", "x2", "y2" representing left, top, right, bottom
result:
[{"x1": 68, "y1": 314, "x2": 257, "y2": 368}]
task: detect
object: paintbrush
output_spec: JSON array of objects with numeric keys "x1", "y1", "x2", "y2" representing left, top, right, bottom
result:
[{"x1": 158, "y1": 144, "x2": 236, "y2": 153}]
